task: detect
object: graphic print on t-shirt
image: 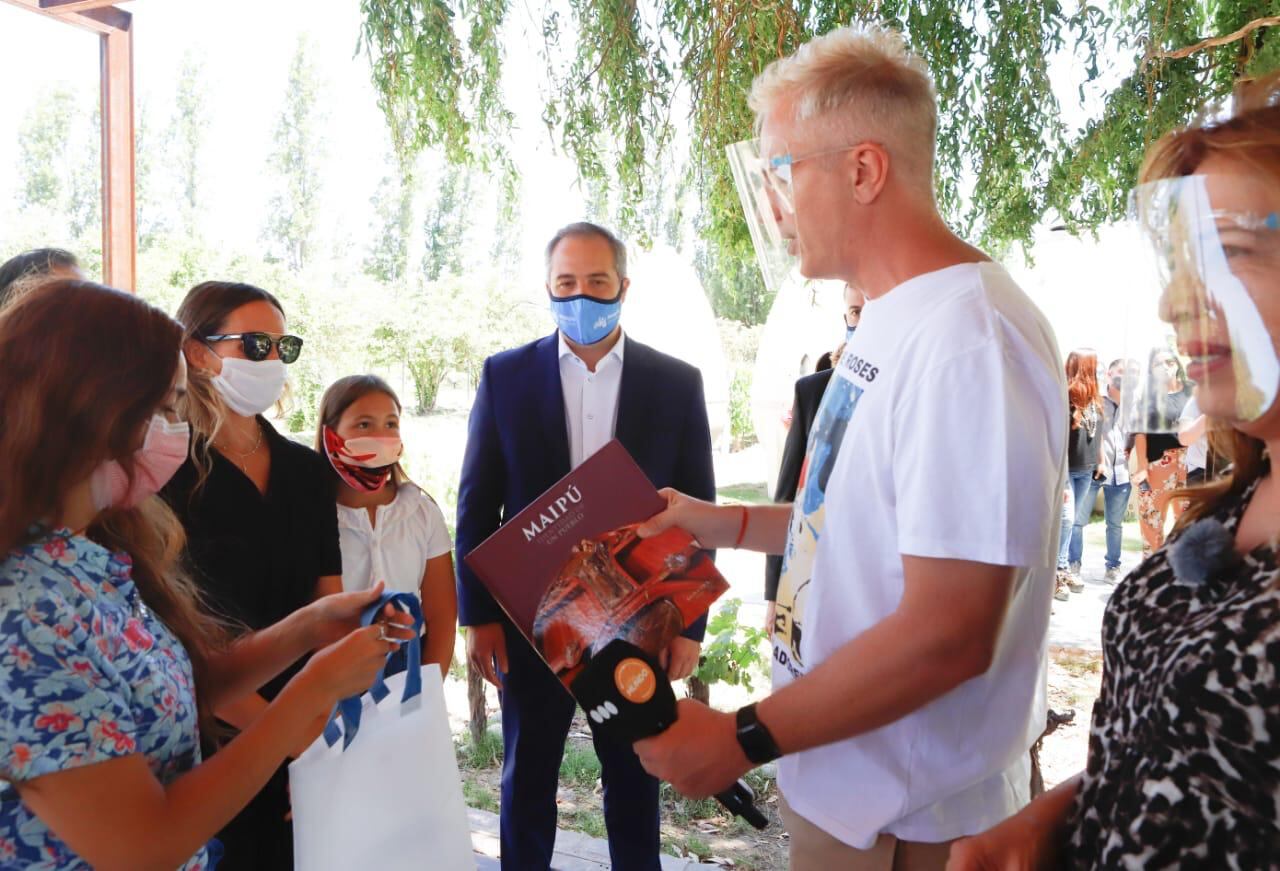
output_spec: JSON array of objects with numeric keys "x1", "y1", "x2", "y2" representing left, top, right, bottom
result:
[{"x1": 773, "y1": 371, "x2": 863, "y2": 678}]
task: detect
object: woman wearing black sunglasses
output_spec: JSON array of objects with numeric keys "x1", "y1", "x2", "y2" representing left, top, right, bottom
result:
[{"x1": 161, "y1": 281, "x2": 343, "y2": 871}]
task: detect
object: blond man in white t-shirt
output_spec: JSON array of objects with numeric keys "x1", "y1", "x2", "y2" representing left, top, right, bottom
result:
[{"x1": 633, "y1": 24, "x2": 1066, "y2": 871}]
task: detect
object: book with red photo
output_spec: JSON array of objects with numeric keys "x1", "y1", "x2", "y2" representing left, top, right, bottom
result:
[{"x1": 464, "y1": 439, "x2": 729, "y2": 686}]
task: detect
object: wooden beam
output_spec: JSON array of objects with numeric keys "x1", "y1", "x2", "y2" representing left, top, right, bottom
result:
[
  {"x1": 0, "y1": 0, "x2": 130, "y2": 35},
  {"x1": 100, "y1": 15, "x2": 135, "y2": 290},
  {"x1": 76, "y1": 5, "x2": 130, "y2": 34},
  {"x1": 39, "y1": 0, "x2": 122, "y2": 11}
]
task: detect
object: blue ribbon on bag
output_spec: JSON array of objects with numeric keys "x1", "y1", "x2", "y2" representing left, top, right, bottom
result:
[{"x1": 322, "y1": 591, "x2": 424, "y2": 750}]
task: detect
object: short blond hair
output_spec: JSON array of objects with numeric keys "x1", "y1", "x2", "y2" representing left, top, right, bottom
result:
[{"x1": 749, "y1": 24, "x2": 937, "y2": 192}]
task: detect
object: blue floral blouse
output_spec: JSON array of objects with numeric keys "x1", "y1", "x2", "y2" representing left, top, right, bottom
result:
[{"x1": 0, "y1": 529, "x2": 212, "y2": 870}]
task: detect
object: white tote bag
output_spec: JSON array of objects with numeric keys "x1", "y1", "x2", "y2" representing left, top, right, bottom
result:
[{"x1": 290, "y1": 594, "x2": 474, "y2": 870}]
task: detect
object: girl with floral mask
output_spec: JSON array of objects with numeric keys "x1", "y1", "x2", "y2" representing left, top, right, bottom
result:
[
  {"x1": 316, "y1": 376, "x2": 458, "y2": 679},
  {"x1": 164, "y1": 281, "x2": 342, "y2": 871},
  {"x1": 0, "y1": 281, "x2": 411, "y2": 870}
]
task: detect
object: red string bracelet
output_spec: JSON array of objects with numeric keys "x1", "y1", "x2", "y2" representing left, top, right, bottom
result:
[{"x1": 734, "y1": 505, "x2": 750, "y2": 549}]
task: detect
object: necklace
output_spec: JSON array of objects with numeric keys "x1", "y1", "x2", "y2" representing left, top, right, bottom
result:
[
  {"x1": 216, "y1": 423, "x2": 264, "y2": 475},
  {"x1": 1080, "y1": 402, "x2": 1099, "y2": 439}
]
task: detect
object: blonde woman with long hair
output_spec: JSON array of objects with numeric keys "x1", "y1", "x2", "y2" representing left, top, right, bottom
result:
[{"x1": 162, "y1": 281, "x2": 343, "y2": 870}]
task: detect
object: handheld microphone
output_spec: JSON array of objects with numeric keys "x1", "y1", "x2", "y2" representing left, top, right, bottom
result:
[{"x1": 570, "y1": 639, "x2": 769, "y2": 830}]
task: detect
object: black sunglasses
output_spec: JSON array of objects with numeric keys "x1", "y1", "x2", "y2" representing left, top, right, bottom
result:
[{"x1": 204, "y1": 332, "x2": 304, "y2": 364}]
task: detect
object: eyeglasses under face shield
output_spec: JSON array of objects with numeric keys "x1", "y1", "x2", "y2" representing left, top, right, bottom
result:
[{"x1": 1120, "y1": 174, "x2": 1279, "y2": 433}]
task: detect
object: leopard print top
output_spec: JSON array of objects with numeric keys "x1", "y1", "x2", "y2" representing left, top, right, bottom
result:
[{"x1": 1066, "y1": 476, "x2": 1280, "y2": 868}]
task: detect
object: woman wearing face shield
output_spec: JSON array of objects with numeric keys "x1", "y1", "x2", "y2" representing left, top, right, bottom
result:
[{"x1": 948, "y1": 77, "x2": 1280, "y2": 870}]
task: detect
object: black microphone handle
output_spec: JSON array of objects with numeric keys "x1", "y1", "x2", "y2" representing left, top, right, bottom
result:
[{"x1": 715, "y1": 779, "x2": 769, "y2": 830}]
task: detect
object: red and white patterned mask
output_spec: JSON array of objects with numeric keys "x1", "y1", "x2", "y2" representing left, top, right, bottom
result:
[{"x1": 322, "y1": 426, "x2": 403, "y2": 492}]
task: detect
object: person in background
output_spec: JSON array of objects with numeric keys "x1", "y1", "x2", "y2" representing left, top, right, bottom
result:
[
  {"x1": 0, "y1": 247, "x2": 81, "y2": 309},
  {"x1": 316, "y1": 374, "x2": 457, "y2": 677},
  {"x1": 813, "y1": 283, "x2": 864, "y2": 373},
  {"x1": 0, "y1": 280, "x2": 410, "y2": 870},
  {"x1": 1178, "y1": 394, "x2": 1210, "y2": 485},
  {"x1": 1090, "y1": 359, "x2": 1135, "y2": 583},
  {"x1": 766, "y1": 282, "x2": 865, "y2": 631},
  {"x1": 1063, "y1": 348, "x2": 1104, "y2": 585},
  {"x1": 949, "y1": 73, "x2": 1280, "y2": 871},
  {"x1": 455, "y1": 222, "x2": 715, "y2": 871},
  {"x1": 1054, "y1": 486, "x2": 1075, "y2": 601},
  {"x1": 1133, "y1": 350, "x2": 1194, "y2": 555},
  {"x1": 163, "y1": 281, "x2": 341, "y2": 871}
]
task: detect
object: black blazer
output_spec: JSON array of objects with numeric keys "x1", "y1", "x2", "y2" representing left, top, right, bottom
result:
[
  {"x1": 765, "y1": 368, "x2": 833, "y2": 601},
  {"x1": 455, "y1": 333, "x2": 716, "y2": 640}
]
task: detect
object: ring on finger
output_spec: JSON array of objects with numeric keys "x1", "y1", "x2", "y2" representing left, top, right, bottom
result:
[{"x1": 377, "y1": 624, "x2": 394, "y2": 643}]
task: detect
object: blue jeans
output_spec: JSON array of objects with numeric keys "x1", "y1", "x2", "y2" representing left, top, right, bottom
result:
[
  {"x1": 1057, "y1": 484, "x2": 1074, "y2": 571},
  {"x1": 1070, "y1": 475, "x2": 1132, "y2": 570},
  {"x1": 1065, "y1": 470, "x2": 1096, "y2": 567}
]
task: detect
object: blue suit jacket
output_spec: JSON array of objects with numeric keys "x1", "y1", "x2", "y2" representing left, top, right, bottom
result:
[{"x1": 455, "y1": 333, "x2": 716, "y2": 642}]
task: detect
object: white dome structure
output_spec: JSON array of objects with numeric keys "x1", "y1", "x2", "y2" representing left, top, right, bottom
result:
[
  {"x1": 623, "y1": 245, "x2": 732, "y2": 446},
  {"x1": 1007, "y1": 222, "x2": 1155, "y2": 368},
  {"x1": 750, "y1": 277, "x2": 846, "y2": 487}
]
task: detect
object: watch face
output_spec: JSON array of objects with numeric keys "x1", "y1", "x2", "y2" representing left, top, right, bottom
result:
[{"x1": 736, "y1": 706, "x2": 781, "y2": 764}]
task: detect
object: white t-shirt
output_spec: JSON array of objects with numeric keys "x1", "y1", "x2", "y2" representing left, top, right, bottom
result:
[
  {"x1": 336, "y1": 482, "x2": 453, "y2": 597},
  {"x1": 772, "y1": 262, "x2": 1066, "y2": 848},
  {"x1": 1178, "y1": 397, "x2": 1207, "y2": 472}
]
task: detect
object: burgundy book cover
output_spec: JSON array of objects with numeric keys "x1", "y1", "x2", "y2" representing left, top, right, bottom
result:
[{"x1": 464, "y1": 439, "x2": 729, "y2": 685}]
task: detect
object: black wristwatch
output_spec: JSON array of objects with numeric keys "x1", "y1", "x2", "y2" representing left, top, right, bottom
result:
[{"x1": 734, "y1": 703, "x2": 782, "y2": 765}]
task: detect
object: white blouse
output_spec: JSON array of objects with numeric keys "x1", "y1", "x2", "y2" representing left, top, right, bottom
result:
[{"x1": 336, "y1": 482, "x2": 452, "y2": 597}]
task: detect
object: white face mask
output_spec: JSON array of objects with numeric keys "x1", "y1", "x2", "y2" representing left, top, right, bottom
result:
[{"x1": 211, "y1": 358, "x2": 287, "y2": 417}]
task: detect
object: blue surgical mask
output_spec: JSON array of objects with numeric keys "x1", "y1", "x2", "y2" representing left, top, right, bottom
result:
[
  {"x1": 845, "y1": 325, "x2": 857, "y2": 341},
  {"x1": 549, "y1": 293, "x2": 622, "y2": 346}
]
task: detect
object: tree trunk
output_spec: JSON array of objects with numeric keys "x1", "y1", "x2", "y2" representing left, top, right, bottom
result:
[
  {"x1": 686, "y1": 674, "x2": 711, "y2": 706},
  {"x1": 468, "y1": 661, "x2": 488, "y2": 745},
  {"x1": 1029, "y1": 738, "x2": 1045, "y2": 798},
  {"x1": 1030, "y1": 708, "x2": 1076, "y2": 798}
]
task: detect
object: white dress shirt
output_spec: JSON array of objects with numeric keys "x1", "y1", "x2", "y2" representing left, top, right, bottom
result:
[{"x1": 558, "y1": 331, "x2": 625, "y2": 468}]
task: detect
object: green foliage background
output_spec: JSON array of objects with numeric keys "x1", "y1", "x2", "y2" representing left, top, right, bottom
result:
[
  {"x1": 4, "y1": 32, "x2": 539, "y2": 444},
  {"x1": 358, "y1": 0, "x2": 1280, "y2": 323}
]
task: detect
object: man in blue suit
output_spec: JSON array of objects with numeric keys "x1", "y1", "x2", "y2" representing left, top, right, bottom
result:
[{"x1": 456, "y1": 222, "x2": 716, "y2": 871}]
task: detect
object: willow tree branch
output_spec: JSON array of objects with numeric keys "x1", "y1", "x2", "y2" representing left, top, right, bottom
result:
[{"x1": 1156, "y1": 15, "x2": 1279, "y2": 60}]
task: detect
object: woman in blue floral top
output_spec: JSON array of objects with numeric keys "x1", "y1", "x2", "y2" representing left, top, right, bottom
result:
[{"x1": 0, "y1": 280, "x2": 413, "y2": 870}]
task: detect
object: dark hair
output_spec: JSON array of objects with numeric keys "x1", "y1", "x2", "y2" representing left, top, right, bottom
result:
[
  {"x1": 315, "y1": 375, "x2": 409, "y2": 484},
  {"x1": 0, "y1": 279, "x2": 226, "y2": 736},
  {"x1": 0, "y1": 248, "x2": 79, "y2": 309},
  {"x1": 174, "y1": 281, "x2": 288, "y2": 486},
  {"x1": 545, "y1": 222, "x2": 628, "y2": 280}
]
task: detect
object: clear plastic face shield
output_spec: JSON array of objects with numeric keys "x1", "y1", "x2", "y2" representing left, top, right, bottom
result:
[
  {"x1": 726, "y1": 139, "x2": 803, "y2": 295},
  {"x1": 1123, "y1": 174, "x2": 1280, "y2": 433}
]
